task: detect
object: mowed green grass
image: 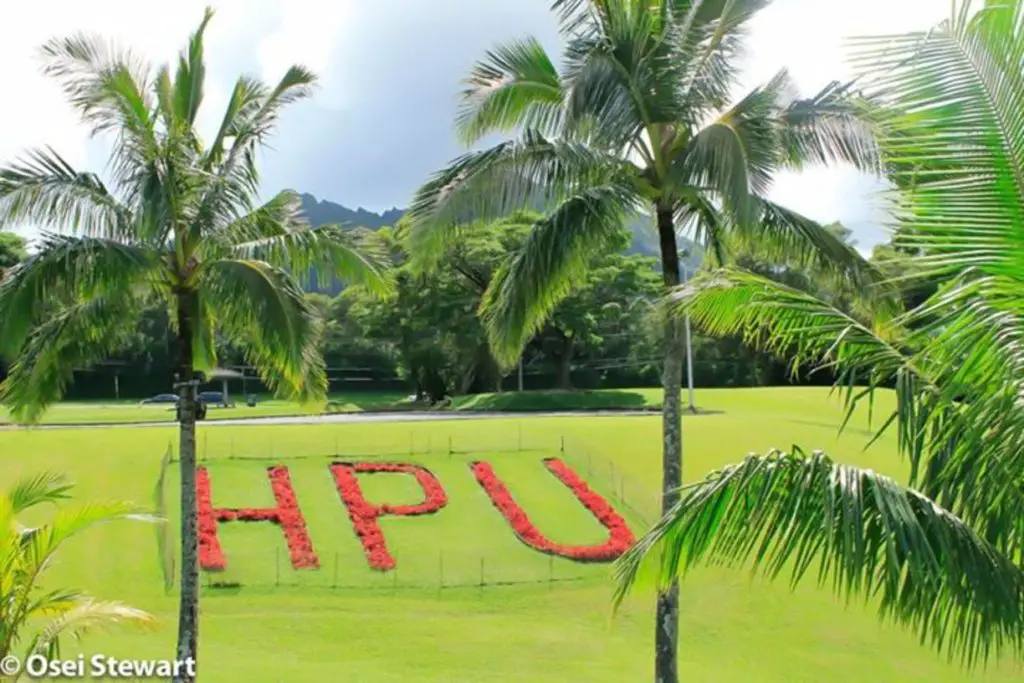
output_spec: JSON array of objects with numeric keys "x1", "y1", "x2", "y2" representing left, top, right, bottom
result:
[{"x1": 0, "y1": 387, "x2": 1019, "y2": 682}]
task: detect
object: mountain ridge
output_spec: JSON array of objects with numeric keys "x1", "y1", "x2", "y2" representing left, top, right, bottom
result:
[{"x1": 297, "y1": 192, "x2": 703, "y2": 293}]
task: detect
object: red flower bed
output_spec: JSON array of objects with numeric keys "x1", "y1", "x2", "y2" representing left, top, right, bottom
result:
[
  {"x1": 470, "y1": 458, "x2": 635, "y2": 562},
  {"x1": 329, "y1": 462, "x2": 448, "y2": 571},
  {"x1": 196, "y1": 466, "x2": 319, "y2": 571}
]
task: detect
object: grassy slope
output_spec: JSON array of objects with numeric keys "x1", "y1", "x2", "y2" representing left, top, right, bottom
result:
[{"x1": 0, "y1": 387, "x2": 1018, "y2": 682}]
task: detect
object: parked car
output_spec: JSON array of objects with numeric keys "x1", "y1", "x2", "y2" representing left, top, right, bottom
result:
[
  {"x1": 140, "y1": 393, "x2": 179, "y2": 405},
  {"x1": 199, "y1": 391, "x2": 235, "y2": 407}
]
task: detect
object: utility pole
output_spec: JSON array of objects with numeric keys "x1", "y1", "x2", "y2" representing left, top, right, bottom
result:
[{"x1": 682, "y1": 259, "x2": 696, "y2": 413}]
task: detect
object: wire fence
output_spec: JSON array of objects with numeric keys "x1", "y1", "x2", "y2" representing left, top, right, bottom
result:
[{"x1": 154, "y1": 425, "x2": 661, "y2": 594}]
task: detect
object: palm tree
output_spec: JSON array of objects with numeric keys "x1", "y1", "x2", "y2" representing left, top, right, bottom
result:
[
  {"x1": 0, "y1": 473, "x2": 156, "y2": 681},
  {"x1": 405, "y1": 1, "x2": 879, "y2": 678},
  {"x1": 0, "y1": 9, "x2": 389, "y2": 681},
  {"x1": 615, "y1": 0, "x2": 1024, "y2": 668}
]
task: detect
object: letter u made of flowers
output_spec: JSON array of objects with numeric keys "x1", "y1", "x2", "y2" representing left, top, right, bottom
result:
[{"x1": 470, "y1": 458, "x2": 635, "y2": 562}]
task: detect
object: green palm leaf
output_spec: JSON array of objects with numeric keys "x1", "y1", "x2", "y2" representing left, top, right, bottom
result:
[
  {"x1": 0, "y1": 291, "x2": 146, "y2": 422},
  {"x1": 480, "y1": 184, "x2": 640, "y2": 365},
  {"x1": 0, "y1": 235, "x2": 158, "y2": 359},
  {"x1": 199, "y1": 259, "x2": 327, "y2": 402},
  {"x1": 614, "y1": 448, "x2": 1024, "y2": 667},
  {"x1": 0, "y1": 148, "x2": 134, "y2": 238},
  {"x1": 456, "y1": 37, "x2": 563, "y2": 145}
]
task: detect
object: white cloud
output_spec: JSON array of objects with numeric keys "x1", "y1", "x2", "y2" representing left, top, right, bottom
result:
[
  {"x1": 255, "y1": 0, "x2": 357, "y2": 109},
  {"x1": 0, "y1": 0, "x2": 951, "y2": 249},
  {"x1": 741, "y1": 0, "x2": 949, "y2": 247}
]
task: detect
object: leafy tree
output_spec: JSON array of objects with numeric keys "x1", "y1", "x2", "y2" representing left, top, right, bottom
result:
[
  {"x1": 0, "y1": 9, "x2": 388, "y2": 681},
  {"x1": 0, "y1": 233, "x2": 26, "y2": 278},
  {"x1": 616, "y1": 1, "x2": 1024, "y2": 667},
  {"x1": 405, "y1": 1, "x2": 880, "y2": 676},
  {"x1": 536, "y1": 245, "x2": 661, "y2": 389},
  {"x1": 0, "y1": 473, "x2": 156, "y2": 679}
]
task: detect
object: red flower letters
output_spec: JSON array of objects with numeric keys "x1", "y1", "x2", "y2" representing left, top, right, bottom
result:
[
  {"x1": 197, "y1": 466, "x2": 319, "y2": 571},
  {"x1": 470, "y1": 458, "x2": 635, "y2": 562},
  {"x1": 329, "y1": 462, "x2": 448, "y2": 571},
  {"x1": 195, "y1": 458, "x2": 633, "y2": 573}
]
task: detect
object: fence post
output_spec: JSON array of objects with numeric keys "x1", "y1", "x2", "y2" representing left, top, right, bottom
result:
[{"x1": 438, "y1": 550, "x2": 444, "y2": 592}]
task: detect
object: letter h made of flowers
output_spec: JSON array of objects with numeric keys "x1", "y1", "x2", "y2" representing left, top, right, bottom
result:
[{"x1": 197, "y1": 466, "x2": 319, "y2": 571}]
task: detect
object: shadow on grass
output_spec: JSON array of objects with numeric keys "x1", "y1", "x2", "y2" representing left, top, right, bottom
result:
[
  {"x1": 450, "y1": 390, "x2": 656, "y2": 413},
  {"x1": 782, "y1": 418, "x2": 876, "y2": 438}
]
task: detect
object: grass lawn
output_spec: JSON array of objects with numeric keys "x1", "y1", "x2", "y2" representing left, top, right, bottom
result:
[
  {"x1": 0, "y1": 390, "x2": 409, "y2": 425},
  {"x1": 0, "y1": 387, "x2": 1018, "y2": 682}
]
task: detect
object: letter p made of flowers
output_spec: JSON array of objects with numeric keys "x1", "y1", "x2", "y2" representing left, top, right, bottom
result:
[{"x1": 329, "y1": 462, "x2": 449, "y2": 571}]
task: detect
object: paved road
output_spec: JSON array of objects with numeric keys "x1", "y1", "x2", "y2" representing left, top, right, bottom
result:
[{"x1": 0, "y1": 410, "x2": 662, "y2": 430}]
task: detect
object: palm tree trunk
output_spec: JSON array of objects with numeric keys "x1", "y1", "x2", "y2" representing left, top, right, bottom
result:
[
  {"x1": 655, "y1": 205, "x2": 682, "y2": 683},
  {"x1": 173, "y1": 294, "x2": 199, "y2": 683}
]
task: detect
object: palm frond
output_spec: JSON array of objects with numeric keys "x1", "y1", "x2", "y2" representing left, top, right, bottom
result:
[
  {"x1": 220, "y1": 191, "x2": 393, "y2": 296},
  {"x1": 227, "y1": 65, "x2": 317, "y2": 152},
  {"x1": 39, "y1": 32, "x2": 155, "y2": 141},
  {"x1": 199, "y1": 259, "x2": 327, "y2": 402},
  {"x1": 669, "y1": 71, "x2": 788, "y2": 221},
  {"x1": 675, "y1": 196, "x2": 728, "y2": 265},
  {"x1": 0, "y1": 289, "x2": 147, "y2": 423},
  {"x1": 0, "y1": 148, "x2": 134, "y2": 238},
  {"x1": 669, "y1": 267, "x2": 909, "y2": 383},
  {"x1": 480, "y1": 184, "x2": 640, "y2": 366},
  {"x1": 672, "y1": 267, "x2": 1024, "y2": 559},
  {"x1": 170, "y1": 7, "x2": 214, "y2": 126},
  {"x1": 887, "y1": 273, "x2": 1024, "y2": 558},
  {"x1": 456, "y1": 37, "x2": 563, "y2": 145},
  {"x1": 777, "y1": 79, "x2": 881, "y2": 174},
  {"x1": 737, "y1": 199, "x2": 889, "y2": 294},
  {"x1": 203, "y1": 75, "x2": 266, "y2": 169},
  {"x1": 0, "y1": 234, "x2": 158, "y2": 358},
  {"x1": 613, "y1": 448, "x2": 1024, "y2": 667},
  {"x1": 20, "y1": 502, "x2": 157, "y2": 566},
  {"x1": 406, "y1": 131, "x2": 630, "y2": 270},
  {"x1": 6, "y1": 474, "x2": 73, "y2": 515},
  {"x1": 39, "y1": 32, "x2": 159, "y2": 197},
  {"x1": 849, "y1": 1, "x2": 1024, "y2": 278},
  {"x1": 194, "y1": 65, "x2": 317, "y2": 238},
  {"x1": 27, "y1": 599, "x2": 156, "y2": 660}
]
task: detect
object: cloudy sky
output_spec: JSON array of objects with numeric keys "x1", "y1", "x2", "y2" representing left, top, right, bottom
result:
[{"x1": 1, "y1": 0, "x2": 948, "y2": 250}]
